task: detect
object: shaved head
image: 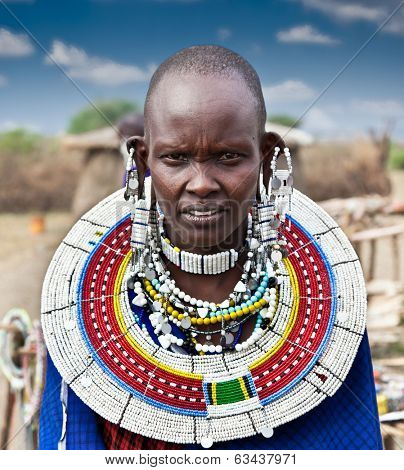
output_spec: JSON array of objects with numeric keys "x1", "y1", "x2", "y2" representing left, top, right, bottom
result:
[{"x1": 144, "y1": 45, "x2": 267, "y2": 137}]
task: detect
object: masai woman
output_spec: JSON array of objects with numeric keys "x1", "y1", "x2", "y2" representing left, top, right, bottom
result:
[{"x1": 39, "y1": 45, "x2": 383, "y2": 450}]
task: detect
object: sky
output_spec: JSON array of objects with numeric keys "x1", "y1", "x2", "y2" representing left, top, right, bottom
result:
[{"x1": 0, "y1": 0, "x2": 404, "y2": 140}]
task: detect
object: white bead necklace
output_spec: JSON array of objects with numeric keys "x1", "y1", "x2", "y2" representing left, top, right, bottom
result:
[{"x1": 158, "y1": 213, "x2": 254, "y2": 274}]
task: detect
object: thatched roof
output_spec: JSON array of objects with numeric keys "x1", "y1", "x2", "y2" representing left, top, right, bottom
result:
[
  {"x1": 60, "y1": 127, "x2": 119, "y2": 151},
  {"x1": 265, "y1": 122, "x2": 313, "y2": 146},
  {"x1": 60, "y1": 121, "x2": 313, "y2": 151}
]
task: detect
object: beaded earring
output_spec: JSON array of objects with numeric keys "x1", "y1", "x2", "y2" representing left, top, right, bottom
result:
[
  {"x1": 269, "y1": 146, "x2": 293, "y2": 262},
  {"x1": 124, "y1": 147, "x2": 138, "y2": 201},
  {"x1": 256, "y1": 170, "x2": 277, "y2": 249},
  {"x1": 125, "y1": 145, "x2": 151, "y2": 275},
  {"x1": 254, "y1": 144, "x2": 294, "y2": 268}
]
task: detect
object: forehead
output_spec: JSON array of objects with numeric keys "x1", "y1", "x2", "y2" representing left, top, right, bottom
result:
[{"x1": 146, "y1": 75, "x2": 260, "y2": 147}]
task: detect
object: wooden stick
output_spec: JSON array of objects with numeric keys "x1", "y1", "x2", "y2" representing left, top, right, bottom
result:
[
  {"x1": 392, "y1": 234, "x2": 400, "y2": 281},
  {"x1": 0, "y1": 383, "x2": 15, "y2": 450},
  {"x1": 351, "y1": 224, "x2": 404, "y2": 242},
  {"x1": 368, "y1": 239, "x2": 376, "y2": 281}
]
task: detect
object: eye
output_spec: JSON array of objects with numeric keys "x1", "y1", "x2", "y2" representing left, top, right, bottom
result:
[
  {"x1": 218, "y1": 152, "x2": 242, "y2": 162},
  {"x1": 161, "y1": 153, "x2": 189, "y2": 162}
]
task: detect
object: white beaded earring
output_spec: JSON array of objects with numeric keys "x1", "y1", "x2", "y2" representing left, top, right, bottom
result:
[
  {"x1": 124, "y1": 147, "x2": 138, "y2": 201},
  {"x1": 268, "y1": 146, "x2": 293, "y2": 262},
  {"x1": 256, "y1": 164, "x2": 277, "y2": 249},
  {"x1": 269, "y1": 146, "x2": 293, "y2": 220},
  {"x1": 125, "y1": 145, "x2": 151, "y2": 274}
]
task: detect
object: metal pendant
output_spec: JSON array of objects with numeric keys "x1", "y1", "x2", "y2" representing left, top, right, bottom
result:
[
  {"x1": 127, "y1": 276, "x2": 135, "y2": 290},
  {"x1": 271, "y1": 177, "x2": 281, "y2": 190},
  {"x1": 145, "y1": 267, "x2": 156, "y2": 280},
  {"x1": 225, "y1": 332, "x2": 234, "y2": 345}
]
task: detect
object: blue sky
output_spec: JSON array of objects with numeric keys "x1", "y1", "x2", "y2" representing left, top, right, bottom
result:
[{"x1": 0, "y1": 0, "x2": 404, "y2": 140}]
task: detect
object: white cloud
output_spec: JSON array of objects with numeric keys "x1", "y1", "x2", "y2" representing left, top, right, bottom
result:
[
  {"x1": 217, "y1": 28, "x2": 232, "y2": 40},
  {"x1": 277, "y1": 24, "x2": 340, "y2": 45},
  {"x1": 351, "y1": 99, "x2": 404, "y2": 117},
  {"x1": 300, "y1": 99, "x2": 404, "y2": 138},
  {"x1": 295, "y1": 0, "x2": 404, "y2": 36},
  {"x1": 0, "y1": 75, "x2": 7, "y2": 86},
  {"x1": 0, "y1": 28, "x2": 34, "y2": 57},
  {"x1": 296, "y1": 0, "x2": 385, "y2": 22},
  {"x1": 262, "y1": 80, "x2": 316, "y2": 103},
  {"x1": 385, "y1": 16, "x2": 404, "y2": 36},
  {"x1": 45, "y1": 40, "x2": 156, "y2": 86},
  {"x1": 302, "y1": 107, "x2": 336, "y2": 133}
]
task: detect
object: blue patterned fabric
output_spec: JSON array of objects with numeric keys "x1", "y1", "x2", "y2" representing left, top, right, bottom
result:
[
  {"x1": 38, "y1": 351, "x2": 105, "y2": 450},
  {"x1": 38, "y1": 327, "x2": 383, "y2": 450}
]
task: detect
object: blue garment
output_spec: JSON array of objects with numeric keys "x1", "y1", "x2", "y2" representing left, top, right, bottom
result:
[{"x1": 39, "y1": 326, "x2": 383, "y2": 450}]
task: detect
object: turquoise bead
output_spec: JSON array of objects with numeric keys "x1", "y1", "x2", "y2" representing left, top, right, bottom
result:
[
  {"x1": 235, "y1": 305, "x2": 241, "y2": 311},
  {"x1": 222, "y1": 309, "x2": 228, "y2": 315},
  {"x1": 241, "y1": 303, "x2": 247, "y2": 309},
  {"x1": 228, "y1": 307, "x2": 235, "y2": 313}
]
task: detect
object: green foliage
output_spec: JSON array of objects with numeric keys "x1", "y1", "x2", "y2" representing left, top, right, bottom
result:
[
  {"x1": 268, "y1": 114, "x2": 301, "y2": 128},
  {"x1": 68, "y1": 99, "x2": 139, "y2": 134},
  {"x1": 0, "y1": 128, "x2": 42, "y2": 154},
  {"x1": 389, "y1": 142, "x2": 404, "y2": 169}
]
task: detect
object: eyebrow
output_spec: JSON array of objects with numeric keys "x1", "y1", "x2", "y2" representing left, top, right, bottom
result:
[{"x1": 153, "y1": 138, "x2": 255, "y2": 154}]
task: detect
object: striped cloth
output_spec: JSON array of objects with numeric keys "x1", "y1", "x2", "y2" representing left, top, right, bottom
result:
[{"x1": 39, "y1": 327, "x2": 383, "y2": 450}]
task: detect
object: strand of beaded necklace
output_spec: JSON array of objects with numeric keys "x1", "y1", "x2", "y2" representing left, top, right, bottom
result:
[
  {"x1": 157, "y1": 210, "x2": 253, "y2": 275},
  {"x1": 146, "y1": 240, "x2": 273, "y2": 331}
]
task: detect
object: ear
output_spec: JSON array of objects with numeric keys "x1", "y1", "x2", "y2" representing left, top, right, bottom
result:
[
  {"x1": 126, "y1": 135, "x2": 148, "y2": 198},
  {"x1": 259, "y1": 131, "x2": 286, "y2": 195}
]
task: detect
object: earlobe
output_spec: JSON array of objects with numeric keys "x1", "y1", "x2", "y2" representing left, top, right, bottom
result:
[{"x1": 263, "y1": 131, "x2": 286, "y2": 155}]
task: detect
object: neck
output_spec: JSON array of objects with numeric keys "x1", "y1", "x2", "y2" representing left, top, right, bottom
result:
[
  {"x1": 156, "y1": 215, "x2": 251, "y2": 303},
  {"x1": 162, "y1": 215, "x2": 249, "y2": 255}
]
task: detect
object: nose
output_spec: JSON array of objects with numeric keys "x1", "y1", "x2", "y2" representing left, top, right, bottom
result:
[{"x1": 185, "y1": 164, "x2": 221, "y2": 198}]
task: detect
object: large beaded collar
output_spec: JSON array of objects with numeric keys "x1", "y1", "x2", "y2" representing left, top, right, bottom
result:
[{"x1": 41, "y1": 176, "x2": 367, "y2": 447}]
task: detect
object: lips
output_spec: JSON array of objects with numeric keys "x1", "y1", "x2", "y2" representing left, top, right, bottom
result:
[
  {"x1": 187, "y1": 208, "x2": 222, "y2": 216},
  {"x1": 180, "y1": 205, "x2": 227, "y2": 226},
  {"x1": 181, "y1": 204, "x2": 227, "y2": 215}
]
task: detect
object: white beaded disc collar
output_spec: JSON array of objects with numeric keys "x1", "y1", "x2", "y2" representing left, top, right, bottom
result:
[{"x1": 41, "y1": 178, "x2": 367, "y2": 448}]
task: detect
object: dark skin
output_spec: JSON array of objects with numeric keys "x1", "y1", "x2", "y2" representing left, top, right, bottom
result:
[{"x1": 128, "y1": 74, "x2": 285, "y2": 346}]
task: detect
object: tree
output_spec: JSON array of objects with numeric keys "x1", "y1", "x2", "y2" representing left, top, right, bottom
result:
[
  {"x1": 68, "y1": 99, "x2": 139, "y2": 134},
  {"x1": 268, "y1": 114, "x2": 301, "y2": 128}
]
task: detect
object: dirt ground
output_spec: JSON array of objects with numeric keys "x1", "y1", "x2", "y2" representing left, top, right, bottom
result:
[{"x1": 1, "y1": 170, "x2": 404, "y2": 449}]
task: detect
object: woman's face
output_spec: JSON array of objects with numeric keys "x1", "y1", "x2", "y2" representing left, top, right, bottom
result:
[{"x1": 141, "y1": 75, "x2": 267, "y2": 251}]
